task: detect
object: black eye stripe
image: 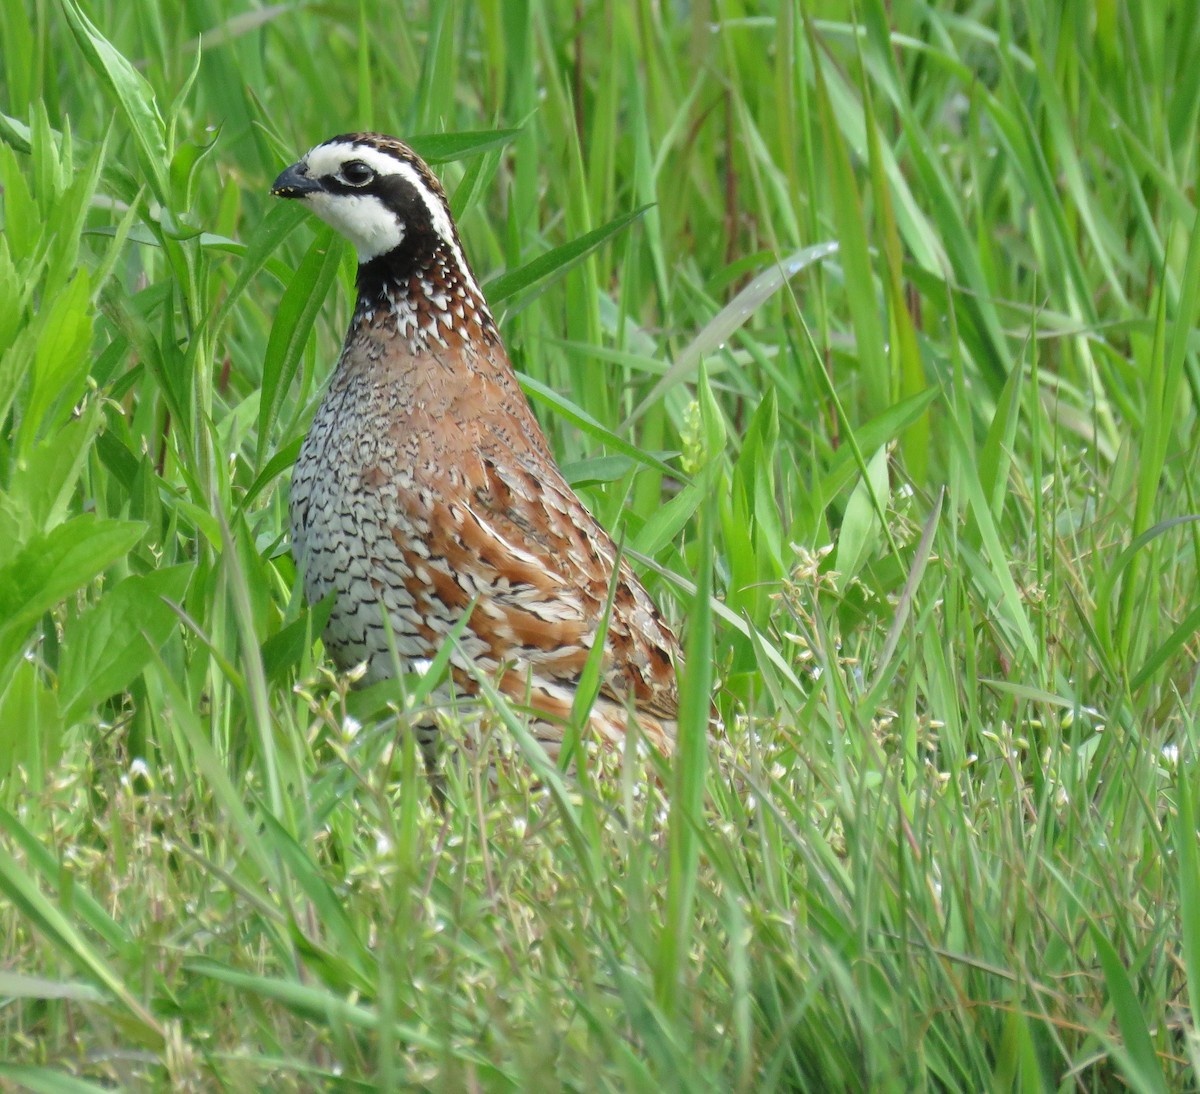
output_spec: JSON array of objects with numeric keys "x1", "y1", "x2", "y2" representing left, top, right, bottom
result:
[
  {"x1": 313, "y1": 172, "x2": 437, "y2": 234},
  {"x1": 321, "y1": 176, "x2": 374, "y2": 197}
]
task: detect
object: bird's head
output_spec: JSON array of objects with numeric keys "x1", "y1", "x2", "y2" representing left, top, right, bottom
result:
[{"x1": 272, "y1": 133, "x2": 463, "y2": 267}]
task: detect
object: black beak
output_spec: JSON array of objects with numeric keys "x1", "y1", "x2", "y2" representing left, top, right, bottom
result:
[{"x1": 271, "y1": 161, "x2": 322, "y2": 198}]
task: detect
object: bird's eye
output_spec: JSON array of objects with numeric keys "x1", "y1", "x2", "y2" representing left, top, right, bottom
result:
[{"x1": 340, "y1": 161, "x2": 375, "y2": 186}]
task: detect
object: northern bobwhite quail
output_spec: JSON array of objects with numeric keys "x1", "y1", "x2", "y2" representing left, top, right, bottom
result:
[{"x1": 271, "y1": 133, "x2": 680, "y2": 759}]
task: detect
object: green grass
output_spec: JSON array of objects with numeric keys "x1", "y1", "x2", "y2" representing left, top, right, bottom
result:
[{"x1": 1, "y1": 0, "x2": 1198, "y2": 1089}]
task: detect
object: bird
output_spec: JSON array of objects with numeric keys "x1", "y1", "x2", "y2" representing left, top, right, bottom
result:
[{"x1": 270, "y1": 132, "x2": 681, "y2": 763}]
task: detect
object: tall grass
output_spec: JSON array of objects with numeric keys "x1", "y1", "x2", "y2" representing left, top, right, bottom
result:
[{"x1": 1, "y1": 0, "x2": 1198, "y2": 1089}]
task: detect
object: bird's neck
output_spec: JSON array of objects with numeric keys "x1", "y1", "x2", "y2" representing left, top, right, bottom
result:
[{"x1": 354, "y1": 236, "x2": 499, "y2": 354}]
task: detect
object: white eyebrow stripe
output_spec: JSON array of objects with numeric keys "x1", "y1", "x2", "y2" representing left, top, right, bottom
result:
[{"x1": 305, "y1": 142, "x2": 412, "y2": 180}]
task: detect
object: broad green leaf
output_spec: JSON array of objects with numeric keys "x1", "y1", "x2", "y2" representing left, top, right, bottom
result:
[
  {"x1": 816, "y1": 386, "x2": 938, "y2": 507},
  {"x1": 0, "y1": 140, "x2": 38, "y2": 262},
  {"x1": 834, "y1": 446, "x2": 889, "y2": 585},
  {"x1": 560, "y1": 454, "x2": 637, "y2": 487},
  {"x1": 57, "y1": 564, "x2": 192, "y2": 721},
  {"x1": 0, "y1": 324, "x2": 37, "y2": 435},
  {"x1": 0, "y1": 517, "x2": 145, "y2": 672},
  {"x1": 21, "y1": 269, "x2": 93, "y2": 452},
  {"x1": 239, "y1": 435, "x2": 304, "y2": 513},
  {"x1": 8, "y1": 406, "x2": 102, "y2": 535},
  {"x1": 0, "y1": 110, "x2": 32, "y2": 152},
  {"x1": 0, "y1": 236, "x2": 24, "y2": 356},
  {"x1": 168, "y1": 129, "x2": 219, "y2": 212},
  {"x1": 632, "y1": 475, "x2": 707, "y2": 559}
]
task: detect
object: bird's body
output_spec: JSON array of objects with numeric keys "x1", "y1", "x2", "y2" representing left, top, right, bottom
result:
[{"x1": 273, "y1": 134, "x2": 680, "y2": 758}]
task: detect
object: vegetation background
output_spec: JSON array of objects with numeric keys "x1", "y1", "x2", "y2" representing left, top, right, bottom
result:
[{"x1": 1, "y1": 0, "x2": 1198, "y2": 1089}]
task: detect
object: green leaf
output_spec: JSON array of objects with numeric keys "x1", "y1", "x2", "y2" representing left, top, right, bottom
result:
[
  {"x1": 168, "y1": 128, "x2": 219, "y2": 212},
  {"x1": 978, "y1": 343, "x2": 1025, "y2": 521},
  {"x1": 240, "y1": 435, "x2": 304, "y2": 513},
  {"x1": 626, "y1": 242, "x2": 839, "y2": 427},
  {"x1": 732, "y1": 386, "x2": 782, "y2": 572},
  {"x1": 812, "y1": 40, "x2": 888, "y2": 415},
  {"x1": 59, "y1": 0, "x2": 170, "y2": 205},
  {"x1": 58, "y1": 564, "x2": 192, "y2": 722},
  {"x1": 519, "y1": 372, "x2": 678, "y2": 478},
  {"x1": 0, "y1": 971, "x2": 106, "y2": 1003},
  {"x1": 816, "y1": 386, "x2": 938, "y2": 507},
  {"x1": 256, "y1": 811, "x2": 374, "y2": 989},
  {"x1": 0, "y1": 110, "x2": 32, "y2": 152},
  {"x1": 0, "y1": 806, "x2": 129, "y2": 951},
  {"x1": 185, "y1": 958, "x2": 443, "y2": 1050},
  {"x1": 486, "y1": 205, "x2": 651, "y2": 304},
  {"x1": 1175, "y1": 760, "x2": 1200, "y2": 1030},
  {"x1": 0, "y1": 234, "x2": 25, "y2": 357},
  {"x1": 260, "y1": 596, "x2": 331, "y2": 681},
  {"x1": 632, "y1": 475, "x2": 708, "y2": 559},
  {"x1": 1089, "y1": 923, "x2": 1169, "y2": 1094},
  {"x1": 0, "y1": 517, "x2": 146, "y2": 673},
  {"x1": 0, "y1": 139, "x2": 38, "y2": 262},
  {"x1": 1097, "y1": 514, "x2": 1200, "y2": 670},
  {"x1": 7, "y1": 405, "x2": 101, "y2": 535},
  {"x1": 211, "y1": 201, "x2": 311, "y2": 337},
  {"x1": 258, "y1": 227, "x2": 343, "y2": 459},
  {"x1": 946, "y1": 409, "x2": 1040, "y2": 663},
  {"x1": 408, "y1": 127, "x2": 522, "y2": 164},
  {"x1": 0, "y1": 825, "x2": 161, "y2": 1042},
  {"x1": 835, "y1": 446, "x2": 889, "y2": 585},
  {"x1": 21, "y1": 269, "x2": 93, "y2": 453},
  {"x1": 0, "y1": 659, "x2": 61, "y2": 793},
  {"x1": 560, "y1": 454, "x2": 637, "y2": 487},
  {"x1": 696, "y1": 364, "x2": 727, "y2": 467},
  {"x1": 656, "y1": 483, "x2": 714, "y2": 1015},
  {"x1": 0, "y1": 325, "x2": 37, "y2": 438},
  {"x1": 0, "y1": 1064, "x2": 116, "y2": 1093}
]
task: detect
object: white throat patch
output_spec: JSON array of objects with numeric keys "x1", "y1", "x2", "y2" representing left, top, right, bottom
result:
[{"x1": 302, "y1": 190, "x2": 404, "y2": 262}]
